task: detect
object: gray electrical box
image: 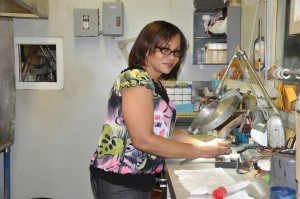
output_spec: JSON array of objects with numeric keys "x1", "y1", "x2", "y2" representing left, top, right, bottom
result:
[
  {"x1": 74, "y1": 9, "x2": 99, "y2": 37},
  {"x1": 102, "y1": 2, "x2": 123, "y2": 36}
]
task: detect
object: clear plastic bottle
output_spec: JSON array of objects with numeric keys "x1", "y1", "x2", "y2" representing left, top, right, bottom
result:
[
  {"x1": 245, "y1": 164, "x2": 271, "y2": 199},
  {"x1": 212, "y1": 180, "x2": 250, "y2": 199},
  {"x1": 245, "y1": 177, "x2": 270, "y2": 199}
]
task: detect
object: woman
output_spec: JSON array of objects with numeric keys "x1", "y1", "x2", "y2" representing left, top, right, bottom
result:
[{"x1": 89, "y1": 20, "x2": 231, "y2": 199}]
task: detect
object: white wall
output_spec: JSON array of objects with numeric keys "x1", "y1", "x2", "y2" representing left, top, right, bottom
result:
[{"x1": 7, "y1": 0, "x2": 208, "y2": 198}]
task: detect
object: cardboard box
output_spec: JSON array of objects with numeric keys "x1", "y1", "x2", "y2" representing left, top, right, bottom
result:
[{"x1": 203, "y1": 49, "x2": 227, "y2": 64}]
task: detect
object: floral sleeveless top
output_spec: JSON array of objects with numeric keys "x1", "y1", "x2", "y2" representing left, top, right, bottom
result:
[{"x1": 90, "y1": 68, "x2": 177, "y2": 175}]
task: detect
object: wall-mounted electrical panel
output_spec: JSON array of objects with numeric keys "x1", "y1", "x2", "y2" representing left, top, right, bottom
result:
[
  {"x1": 74, "y1": 9, "x2": 99, "y2": 37},
  {"x1": 102, "y1": 2, "x2": 123, "y2": 36}
]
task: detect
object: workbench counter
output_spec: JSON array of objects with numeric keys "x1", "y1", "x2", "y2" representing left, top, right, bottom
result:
[{"x1": 165, "y1": 146, "x2": 257, "y2": 199}]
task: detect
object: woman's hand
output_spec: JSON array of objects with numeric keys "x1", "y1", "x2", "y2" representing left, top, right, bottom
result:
[{"x1": 195, "y1": 138, "x2": 232, "y2": 158}]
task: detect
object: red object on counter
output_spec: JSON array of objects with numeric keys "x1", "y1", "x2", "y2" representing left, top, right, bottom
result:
[{"x1": 212, "y1": 186, "x2": 227, "y2": 199}]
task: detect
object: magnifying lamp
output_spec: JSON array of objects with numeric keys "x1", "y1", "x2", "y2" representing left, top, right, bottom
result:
[{"x1": 215, "y1": 46, "x2": 285, "y2": 148}]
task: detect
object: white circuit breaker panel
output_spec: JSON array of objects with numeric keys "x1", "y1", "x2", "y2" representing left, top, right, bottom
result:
[
  {"x1": 74, "y1": 9, "x2": 99, "y2": 37},
  {"x1": 102, "y1": 2, "x2": 124, "y2": 36}
]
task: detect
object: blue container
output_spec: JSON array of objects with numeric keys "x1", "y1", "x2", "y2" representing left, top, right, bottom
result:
[
  {"x1": 211, "y1": 79, "x2": 226, "y2": 95},
  {"x1": 211, "y1": 80, "x2": 221, "y2": 91},
  {"x1": 270, "y1": 186, "x2": 295, "y2": 199}
]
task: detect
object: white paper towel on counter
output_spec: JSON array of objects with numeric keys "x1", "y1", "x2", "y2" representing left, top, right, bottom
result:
[{"x1": 174, "y1": 168, "x2": 236, "y2": 196}]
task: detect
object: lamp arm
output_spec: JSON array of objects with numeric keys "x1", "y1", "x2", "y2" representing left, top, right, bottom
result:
[
  {"x1": 236, "y1": 57, "x2": 269, "y2": 120},
  {"x1": 214, "y1": 50, "x2": 239, "y2": 97},
  {"x1": 236, "y1": 46, "x2": 280, "y2": 116}
]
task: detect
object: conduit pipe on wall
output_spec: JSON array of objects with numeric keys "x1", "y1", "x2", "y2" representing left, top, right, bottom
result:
[{"x1": 268, "y1": 66, "x2": 300, "y2": 80}]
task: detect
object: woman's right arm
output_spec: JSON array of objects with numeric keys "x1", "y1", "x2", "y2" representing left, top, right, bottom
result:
[{"x1": 121, "y1": 85, "x2": 230, "y2": 159}]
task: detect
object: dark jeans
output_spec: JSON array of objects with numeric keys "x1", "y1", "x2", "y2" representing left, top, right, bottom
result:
[{"x1": 90, "y1": 175, "x2": 151, "y2": 199}]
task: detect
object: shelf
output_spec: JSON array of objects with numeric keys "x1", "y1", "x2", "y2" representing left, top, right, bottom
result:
[
  {"x1": 194, "y1": 36, "x2": 227, "y2": 39},
  {"x1": 193, "y1": 10, "x2": 227, "y2": 65},
  {"x1": 193, "y1": 6, "x2": 241, "y2": 66},
  {"x1": 201, "y1": 63, "x2": 227, "y2": 65}
]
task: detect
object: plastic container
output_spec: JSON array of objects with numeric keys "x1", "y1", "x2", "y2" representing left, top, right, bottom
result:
[
  {"x1": 270, "y1": 150, "x2": 297, "y2": 192},
  {"x1": 245, "y1": 177, "x2": 270, "y2": 199},
  {"x1": 270, "y1": 186, "x2": 296, "y2": 199},
  {"x1": 212, "y1": 180, "x2": 250, "y2": 199},
  {"x1": 205, "y1": 43, "x2": 227, "y2": 50}
]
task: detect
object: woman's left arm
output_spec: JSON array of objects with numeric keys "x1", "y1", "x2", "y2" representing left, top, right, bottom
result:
[{"x1": 171, "y1": 127, "x2": 205, "y2": 145}]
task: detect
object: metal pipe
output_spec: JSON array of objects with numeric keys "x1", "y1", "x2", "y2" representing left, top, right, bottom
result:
[
  {"x1": 4, "y1": 147, "x2": 11, "y2": 199},
  {"x1": 283, "y1": 70, "x2": 300, "y2": 76},
  {"x1": 118, "y1": 38, "x2": 136, "y2": 63}
]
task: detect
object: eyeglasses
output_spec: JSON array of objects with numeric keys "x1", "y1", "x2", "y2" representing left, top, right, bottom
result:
[{"x1": 156, "y1": 46, "x2": 184, "y2": 58}]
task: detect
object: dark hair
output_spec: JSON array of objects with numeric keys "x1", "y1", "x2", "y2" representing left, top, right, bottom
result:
[{"x1": 128, "y1": 21, "x2": 188, "y2": 80}]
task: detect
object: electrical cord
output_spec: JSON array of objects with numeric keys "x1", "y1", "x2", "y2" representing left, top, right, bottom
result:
[
  {"x1": 236, "y1": 146, "x2": 284, "y2": 175},
  {"x1": 236, "y1": 155, "x2": 272, "y2": 175},
  {"x1": 236, "y1": 144, "x2": 267, "y2": 154}
]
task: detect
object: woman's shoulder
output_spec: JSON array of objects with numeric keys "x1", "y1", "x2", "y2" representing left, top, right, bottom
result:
[
  {"x1": 115, "y1": 67, "x2": 155, "y2": 91},
  {"x1": 119, "y1": 67, "x2": 148, "y2": 78}
]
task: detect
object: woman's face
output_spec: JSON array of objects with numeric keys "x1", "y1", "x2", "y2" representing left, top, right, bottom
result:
[{"x1": 144, "y1": 34, "x2": 181, "y2": 81}]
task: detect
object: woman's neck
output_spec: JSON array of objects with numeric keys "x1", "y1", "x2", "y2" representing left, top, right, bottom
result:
[{"x1": 142, "y1": 66, "x2": 161, "y2": 83}]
